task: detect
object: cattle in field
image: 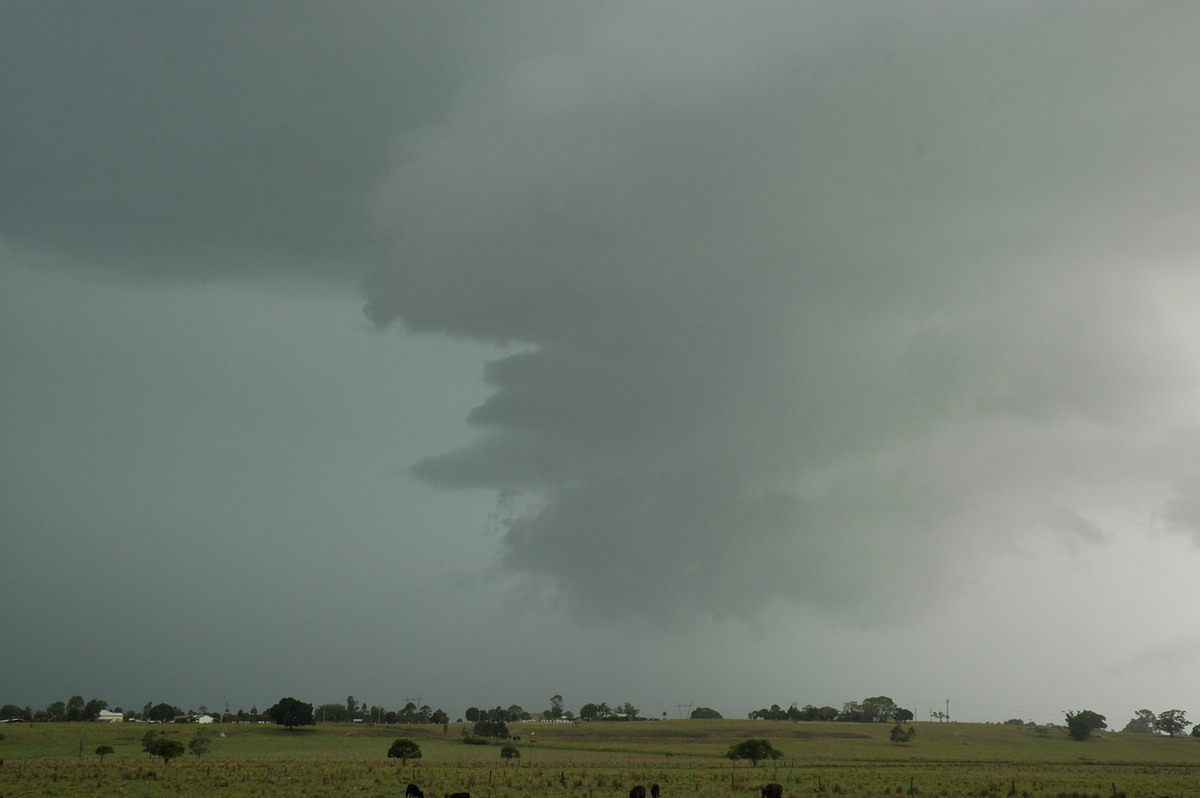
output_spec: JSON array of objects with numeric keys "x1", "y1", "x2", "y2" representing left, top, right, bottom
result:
[
  {"x1": 761, "y1": 784, "x2": 783, "y2": 798},
  {"x1": 630, "y1": 786, "x2": 646, "y2": 798},
  {"x1": 650, "y1": 784, "x2": 661, "y2": 798},
  {"x1": 406, "y1": 785, "x2": 424, "y2": 798}
]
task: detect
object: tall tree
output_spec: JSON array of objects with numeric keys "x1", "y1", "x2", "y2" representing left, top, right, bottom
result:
[
  {"x1": 1064, "y1": 709, "x2": 1107, "y2": 741},
  {"x1": 1154, "y1": 709, "x2": 1190, "y2": 737},
  {"x1": 1122, "y1": 709, "x2": 1156, "y2": 733},
  {"x1": 83, "y1": 698, "x2": 108, "y2": 721},
  {"x1": 266, "y1": 697, "x2": 315, "y2": 730},
  {"x1": 860, "y1": 696, "x2": 899, "y2": 723}
]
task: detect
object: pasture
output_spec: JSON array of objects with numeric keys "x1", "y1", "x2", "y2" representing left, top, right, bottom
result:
[{"x1": 2, "y1": 719, "x2": 1199, "y2": 797}]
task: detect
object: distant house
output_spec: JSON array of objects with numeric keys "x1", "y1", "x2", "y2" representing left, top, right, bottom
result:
[
  {"x1": 197, "y1": 714, "x2": 216, "y2": 724},
  {"x1": 97, "y1": 710, "x2": 124, "y2": 723}
]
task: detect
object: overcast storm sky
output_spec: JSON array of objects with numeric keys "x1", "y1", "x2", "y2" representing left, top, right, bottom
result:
[{"x1": 4, "y1": 1, "x2": 1200, "y2": 726}]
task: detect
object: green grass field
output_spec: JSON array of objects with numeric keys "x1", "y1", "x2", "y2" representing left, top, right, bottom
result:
[{"x1": 3, "y1": 719, "x2": 1199, "y2": 797}]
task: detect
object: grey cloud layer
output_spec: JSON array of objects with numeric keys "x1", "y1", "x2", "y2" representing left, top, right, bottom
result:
[{"x1": 7, "y1": 2, "x2": 1200, "y2": 625}]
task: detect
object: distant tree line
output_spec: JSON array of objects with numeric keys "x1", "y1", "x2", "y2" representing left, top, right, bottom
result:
[
  {"x1": 1121, "y1": 708, "x2": 1193, "y2": 737},
  {"x1": 318, "y1": 696, "x2": 450, "y2": 725},
  {"x1": 6, "y1": 693, "x2": 1194, "y2": 740},
  {"x1": 577, "y1": 701, "x2": 641, "y2": 721},
  {"x1": 465, "y1": 705, "x2": 532, "y2": 723},
  {"x1": 0, "y1": 694, "x2": 450, "y2": 726},
  {"x1": 748, "y1": 696, "x2": 914, "y2": 723},
  {"x1": 3, "y1": 696, "x2": 115, "y2": 723}
]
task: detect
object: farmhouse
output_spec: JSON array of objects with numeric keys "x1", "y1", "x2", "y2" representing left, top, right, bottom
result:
[{"x1": 97, "y1": 710, "x2": 124, "y2": 722}]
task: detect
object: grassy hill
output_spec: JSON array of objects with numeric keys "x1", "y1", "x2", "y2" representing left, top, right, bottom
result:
[
  {"x1": 4, "y1": 718, "x2": 1199, "y2": 765},
  {"x1": 3, "y1": 719, "x2": 1199, "y2": 798}
]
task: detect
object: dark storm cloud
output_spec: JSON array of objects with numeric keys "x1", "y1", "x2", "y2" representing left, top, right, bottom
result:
[
  {"x1": 6, "y1": 2, "x2": 1200, "y2": 628},
  {"x1": 365, "y1": 2, "x2": 1200, "y2": 623}
]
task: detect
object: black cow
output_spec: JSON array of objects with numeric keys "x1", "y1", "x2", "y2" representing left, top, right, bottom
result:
[
  {"x1": 761, "y1": 784, "x2": 783, "y2": 798},
  {"x1": 406, "y1": 785, "x2": 424, "y2": 798},
  {"x1": 446, "y1": 792, "x2": 471, "y2": 798},
  {"x1": 630, "y1": 786, "x2": 647, "y2": 798},
  {"x1": 650, "y1": 784, "x2": 661, "y2": 798}
]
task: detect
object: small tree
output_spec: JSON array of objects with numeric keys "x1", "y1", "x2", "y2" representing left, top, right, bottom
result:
[
  {"x1": 146, "y1": 702, "x2": 177, "y2": 723},
  {"x1": 189, "y1": 728, "x2": 211, "y2": 757},
  {"x1": 266, "y1": 697, "x2": 315, "y2": 730},
  {"x1": 1154, "y1": 709, "x2": 1190, "y2": 737},
  {"x1": 95, "y1": 744, "x2": 114, "y2": 762},
  {"x1": 142, "y1": 729, "x2": 163, "y2": 757},
  {"x1": 149, "y1": 737, "x2": 185, "y2": 764},
  {"x1": 889, "y1": 724, "x2": 917, "y2": 743},
  {"x1": 1065, "y1": 710, "x2": 1107, "y2": 741},
  {"x1": 726, "y1": 738, "x2": 783, "y2": 765},
  {"x1": 500, "y1": 744, "x2": 520, "y2": 762},
  {"x1": 387, "y1": 738, "x2": 422, "y2": 764}
]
